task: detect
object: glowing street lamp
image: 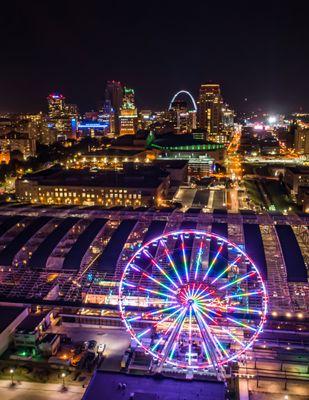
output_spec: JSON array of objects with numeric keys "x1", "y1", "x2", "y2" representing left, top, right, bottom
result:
[
  {"x1": 10, "y1": 368, "x2": 15, "y2": 385},
  {"x1": 61, "y1": 372, "x2": 66, "y2": 389}
]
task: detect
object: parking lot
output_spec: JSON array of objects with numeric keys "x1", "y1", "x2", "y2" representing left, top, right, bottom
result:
[{"x1": 48, "y1": 325, "x2": 131, "y2": 371}]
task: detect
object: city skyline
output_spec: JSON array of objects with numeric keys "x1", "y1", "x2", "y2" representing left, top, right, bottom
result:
[{"x1": 0, "y1": 1, "x2": 308, "y2": 113}]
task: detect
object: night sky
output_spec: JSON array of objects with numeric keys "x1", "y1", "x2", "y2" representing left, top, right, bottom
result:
[{"x1": 1, "y1": 1, "x2": 308, "y2": 114}]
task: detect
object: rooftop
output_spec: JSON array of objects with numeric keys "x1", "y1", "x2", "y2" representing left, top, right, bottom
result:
[
  {"x1": 21, "y1": 166, "x2": 169, "y2": 189},
  {"x1": 0, "y1": 306, "x2": 27, "y2": 334},
  {"x1": 16, "y1": 313, "x2": 47, "y2": 334},
  {"x1": 82, "y1": 371, "x2": 225, "y2": 400},
  {"x1": 149, "y1": 132, "x2": 224, "y2": 150}
]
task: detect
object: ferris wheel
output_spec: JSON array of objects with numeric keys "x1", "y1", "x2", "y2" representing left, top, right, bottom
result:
[{"x1": 118, "y1": 230, "x2": 268, "y2": 372}]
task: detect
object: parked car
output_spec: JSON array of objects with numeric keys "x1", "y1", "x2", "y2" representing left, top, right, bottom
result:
[{"x1": 97, "y1": 344, "x2": 106, "y2": 354}]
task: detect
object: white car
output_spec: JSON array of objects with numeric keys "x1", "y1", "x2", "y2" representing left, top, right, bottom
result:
[{"x1": 97, "y1": 344, "x2": 106, "y2": 354}]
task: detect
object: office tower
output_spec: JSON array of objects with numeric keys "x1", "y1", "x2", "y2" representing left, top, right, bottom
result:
[
  {"x1": 98, "y1": 100, "x2": 115, "y2": 136},
  {"x1": 47, "y1": 93, "x2": 78, "y2": 139},
  {"x1": 105, "y1": 81, "x2": 123, "y2": 134},
  {"x1": 47, "y1": 93, "x2": 66, "y2": 118},
  {"x1": 119, "y1": 87, "x2": 138, "y2": 135},
  {"x1": 169, "y1": 100, "x2": 196, "y2": 133},
  {"x1": 294, "y1": 128, "x2": 309, "y2": 155},
  {"x1": 197, "y1": 84, "x2": 223, "y2": 141},
  {"x1": 138, "y1": 110, "x2": 153, "y2": 130}
]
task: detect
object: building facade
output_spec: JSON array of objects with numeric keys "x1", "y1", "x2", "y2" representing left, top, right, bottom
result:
[
  {"x1": 294, "y1": 128, "x2": 309, "y2": 155},
  {"x1": 119, "y1": 87, "x2": 138, "y2": 135},
  {"x1": 197, "y1": 84, "x2": 224, "y2": 142},
  {"x1": 0, "y1": 131, "x2": 36, "y2": 158},
  {"x1": 105, "y1": 81, "x2": 123, "y2": 135},
  {"x1": 47, "y1": 93, "x2": 78, "y2": 139},
  {"x1": 16, "y1": 167, "x2": 170, "y2": 208}
]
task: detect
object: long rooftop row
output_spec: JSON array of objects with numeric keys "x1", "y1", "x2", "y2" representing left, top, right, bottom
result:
[{"x1": 0, "y1": 207, "x2": 307, "y2": 313}]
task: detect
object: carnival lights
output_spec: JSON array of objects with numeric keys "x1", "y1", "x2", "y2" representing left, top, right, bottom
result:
[{"x1": 119, "y1": 230, "x2": 268, "y2": 371}]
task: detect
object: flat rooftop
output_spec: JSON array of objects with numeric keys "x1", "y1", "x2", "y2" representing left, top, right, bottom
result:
[
  {"x1": 16, "y1": 313, "x2": 46, "y2": 334},
  {"x1": 150, "y1": 132, "x2": 224, "y2": 149},
  {"x1": 0, "y1": 305, "x2": 27, "y2": 334},
  {"x1": 84, "y1": 148, "x2": 145, "y2": 157},
  {"x1": 21, "y1": 167, "x2": 168, "y2": 189},
  {"x1": 82, "y1": 371, "x2": 225, "y2": 400}
]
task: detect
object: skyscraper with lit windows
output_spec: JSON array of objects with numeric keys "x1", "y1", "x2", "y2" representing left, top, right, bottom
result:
[
  {"x1": 119, "y1": 87, "x2": 138, "y2": 135},
  {"x1": 197, "y1": 84, "x2": 223, "y2": 141},
  {"x1": 47, "y1": 93, "x2": 78, "y2": 139},
  {"x1": 105, "y1": 81, "x2": 123, "y2": 134}
]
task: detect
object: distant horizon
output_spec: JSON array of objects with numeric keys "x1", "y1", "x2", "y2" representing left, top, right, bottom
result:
[
  {"x1": 0, "y1": 2, "x2": 308, "y2": 115},
  {"x1": 0, "y1": 83, "x2": 306, "y2": 116}
]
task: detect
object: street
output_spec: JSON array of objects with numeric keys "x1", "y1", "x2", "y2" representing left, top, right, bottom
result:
[{"x1": 0, "y1": 379, "x2": 85, "y2": 400}]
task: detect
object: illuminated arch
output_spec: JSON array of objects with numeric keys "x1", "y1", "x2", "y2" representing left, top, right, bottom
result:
[{"x1": 168, "y1": 90, "x2": 197, "y2": 112}]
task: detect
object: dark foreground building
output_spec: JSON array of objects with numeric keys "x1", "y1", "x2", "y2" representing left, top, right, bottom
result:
[{"x1": 82, "y1": 371, "x2": 225, "y2": 400}]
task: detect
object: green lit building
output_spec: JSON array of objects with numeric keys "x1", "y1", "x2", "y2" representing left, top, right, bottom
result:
[{"x1": 147, "y1": 132, "x2": 225, "y2": 177}]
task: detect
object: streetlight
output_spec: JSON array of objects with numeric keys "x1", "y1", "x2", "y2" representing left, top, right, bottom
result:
[
  {"x1": 61, "y1": 372, "x2": 66, "y2": 389},
  {"x1": 10, "y1": 368, "x2": 15, "y2": 385}
]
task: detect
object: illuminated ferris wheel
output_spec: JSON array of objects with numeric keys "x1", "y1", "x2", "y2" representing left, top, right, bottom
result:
[{"x1": 119, "y1": 230, "x2": 268, "y2": 373}]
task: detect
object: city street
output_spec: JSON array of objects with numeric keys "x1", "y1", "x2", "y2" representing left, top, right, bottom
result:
[{"x1": 0, "y1": 379, "x2": 85, "y2": 400}]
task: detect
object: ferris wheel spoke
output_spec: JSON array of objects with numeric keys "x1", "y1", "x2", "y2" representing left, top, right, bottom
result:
[
  {"x1": 202, "y1": 341, "x2": 213, "y2": 366},
  {"x1": 188, "y1": 305, "x2": 193, "y2": 365},
  {"x1": 154, "y1": 306, "x2": 183, "y2": 327},
  {"x1": 190, "y1": 283, "x2": 203, "y2": 298},
  {"x1": 194, "y1": 300, "x2": 222, "y2": 317},
  {"x1": 138, "y1": 286, "x2": 176, "y2": 300},
  {"x1": 193, "y1": 289, "x2": 213, "y2": 302},
  {"x1": 194, "y1": 304, "x2": 218, "y2": 323},
  {"x1": 212, "y1": 333, "x2": 229, "y2": 358},
  {"x1": 203, "y1": 244, "x2": 223, "y2": 280},
  {"x1": 181, "y1": 235, "x2": 189, "y2": 282},
  {"x1": 194, "y1": 241, "x2": 204, "y2": 281},
  {"x1": 160, "y1": 240, "x2": 183, "y2": 285},
  {"x1": 220, "y1": 326, "x2": 246, "y2": 348},
  {"x1": 211, "y1": 255, "x2": 242, "y2": 284},
  {"x1": 128, "y1": 304, "x2": 180, "y2": 322},
  {"x1": 137, "y1": 327, "x2": 151, "y2": 339},
  {"x1": 219, "y1": 271, "x2": 256, "y2": 290},
  {"x1": 225, "y1": 305, "x2": 262, "y2": 315},
  {"x1": 225, "y1": 290, "x2": 263, "y2": 300},
  {"x1": 160, "y1": 308, "x2": 187, "y2": 363},
  {"x1": 192, "y1": 307, "x2": 223, "y2": 368},
  {"x1": 122, "y1": 281, "x2": 137, "y2": 288},
  {"x1": 145, "y1": 304, "x2": 181, "y2": 318},
  {"x1": 227, "y1": 316, "x2": 257, "y2": 332},
  {"x1": 141, "y1": 270, "x2": 178, "y2": 295},
  {"x1": 143, "y1": 249, "x2": 179, "y2": 290}
]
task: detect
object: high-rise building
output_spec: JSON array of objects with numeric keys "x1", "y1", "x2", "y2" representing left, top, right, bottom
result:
[
  {"x1": 105, "y1": 81, "x2": 123, "y2": 134},
  {"x1": 119, "y1": 87, "x2": 138, "y2": 135},
  {"x1": 47, "y1": 93, "x2": 66, "y2": 118},
  {"x1": 197, "y1": 84, "x2": 223, "y2": 141},
  {"x1": 47, "y1": 93, "x2": 78, "y2": 139},
  {"x1": 294, "y1": 128, "x2": 309, "y2": 155},
  {"x1": 169, "y1": 100, "x2": 196, "y2": 133},
  {"x1": 138, "y1": 110, "x2": 153, "y2": 130},
  {"x1": 98, "y1": 100, "x2": 115, "y2": 136}
]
